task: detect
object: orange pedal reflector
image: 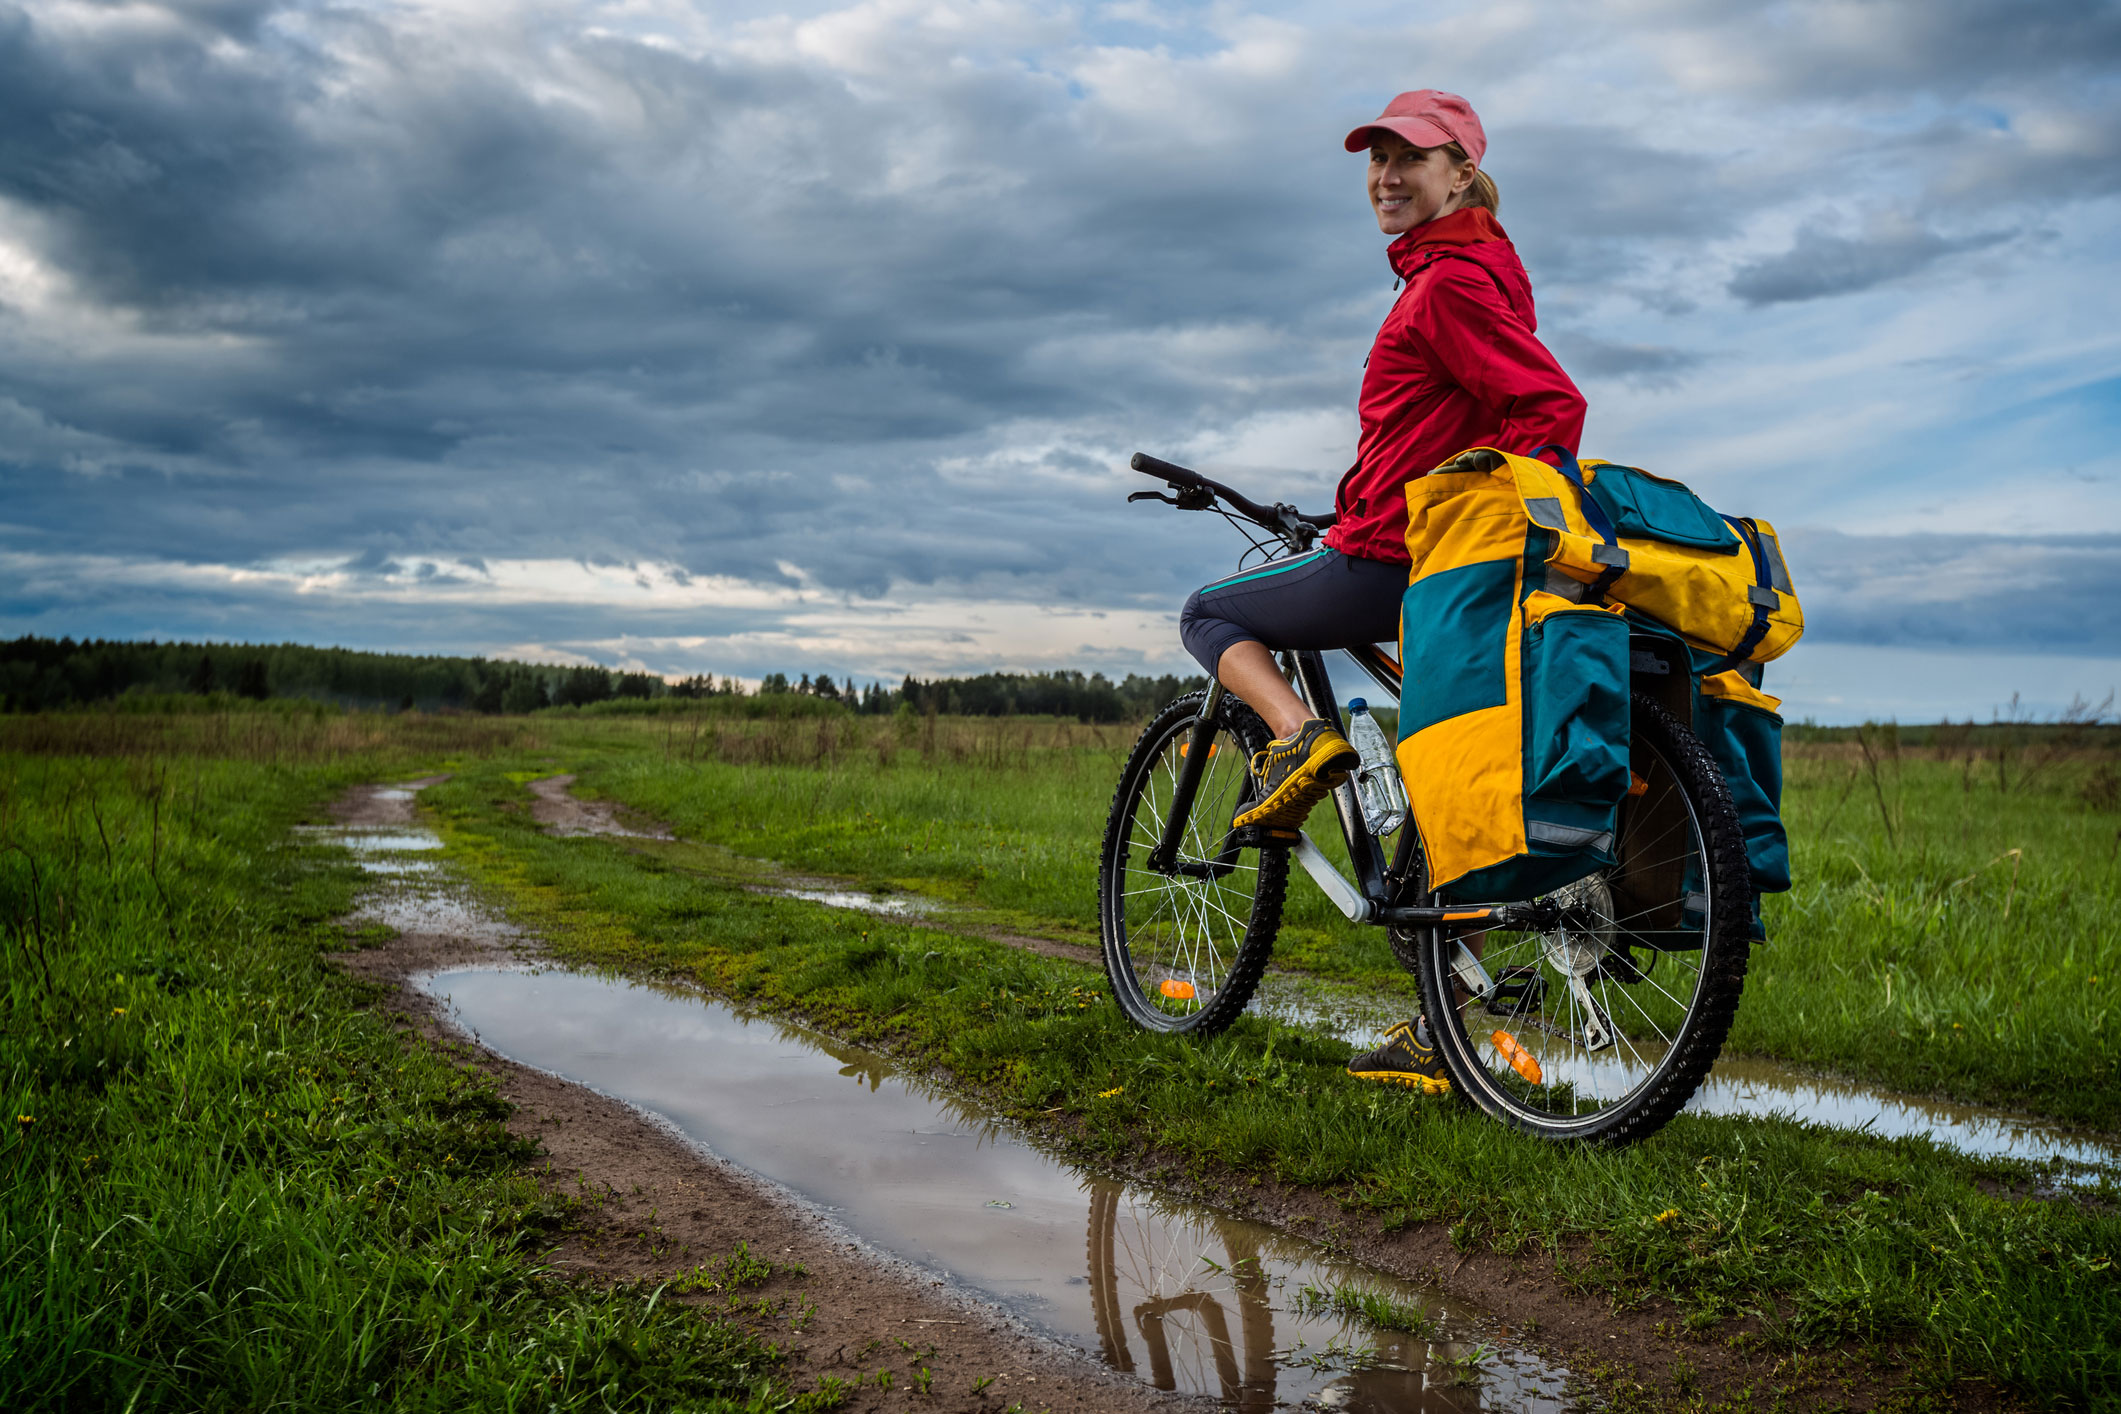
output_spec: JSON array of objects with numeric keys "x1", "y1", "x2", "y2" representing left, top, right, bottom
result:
[
  {"x1": 1491, "y1": 1030, "x2": 1544, "y2": 1085},
  {"x1": 1179, "y1": 742, "x2": 1218, "y2": 759},
  {"x1": 1627, "y1": 772, "x2": 1649, "y2": 797},
  {"x1": 1159, "y1": 978, "x2": 1196, "y2": 1001}
]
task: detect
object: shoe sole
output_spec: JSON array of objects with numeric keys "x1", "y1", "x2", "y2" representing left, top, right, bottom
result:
[
  {"x1": 1345, "y1": 1068, "x2": 1451, "y2": 1095},
  {"x1": 1233, "y1": 742, "x2": 1359, "y2": 832}
]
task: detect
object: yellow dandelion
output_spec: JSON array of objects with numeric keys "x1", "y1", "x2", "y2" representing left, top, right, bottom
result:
[
  {"x1": 111, "y1": 1008, "x2": 127, "y2": 1017},
  {"x1": 15, "y1": 1115, "x2": 32, "y2": 1126},
  {"x1": 1097, "y1": 1086, "x2": 1124, "y2": 1100},
  {"x1": 1654, "y1": 1208, "x2": 1681, "y2": 1223}
]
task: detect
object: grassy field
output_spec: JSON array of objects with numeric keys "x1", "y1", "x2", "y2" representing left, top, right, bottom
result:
[
  {"x1": 546, "y1": 710, "x2": 2121, "y2": 1128},
  {"x1": 417, "y1": 734, "x2": 2119, "y2": 1410},
  {"x1": 5, "y1": 704, "x2": 2117, "y2": 1410},
  {"x1": 0, "y1": 714, "x2": 833, "y2": 1412}
]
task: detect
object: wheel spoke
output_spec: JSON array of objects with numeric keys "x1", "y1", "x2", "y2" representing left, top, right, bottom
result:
[{"x1": 1099, "y1": 697, "x2": 1285, "y2": 1038}]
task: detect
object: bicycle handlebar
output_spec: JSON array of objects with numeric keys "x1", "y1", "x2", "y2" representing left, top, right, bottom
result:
[{"x1": 1127, "y1": 452, "x2": 1336, "y2": 536}]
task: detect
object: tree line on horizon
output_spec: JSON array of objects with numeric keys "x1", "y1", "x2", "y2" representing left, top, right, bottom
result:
[{"x1": 0, "y1": 635, "x2": 1206, "y2": 724}]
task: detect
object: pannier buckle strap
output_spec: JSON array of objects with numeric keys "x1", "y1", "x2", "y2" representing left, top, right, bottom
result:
[
  {"x1": 1715, "y1": 515, "x2": 1776, "y2": 672},
  {"x1": 1532, "y1": 443, "x2": 1627, "y2": 601}
]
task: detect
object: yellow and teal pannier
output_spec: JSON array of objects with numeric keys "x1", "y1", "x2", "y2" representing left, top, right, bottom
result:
[
  {"x1": 1571, "y1": 455, "x2": 1801, "y2": 933},
  {"x1": 1396, "y1": 447, "x2": 1634, "y2": 901}
]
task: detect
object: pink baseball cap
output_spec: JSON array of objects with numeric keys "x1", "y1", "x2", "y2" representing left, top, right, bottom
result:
[{"x1": 1343, "y1": 90, "x2": 1486, "y2": 166}]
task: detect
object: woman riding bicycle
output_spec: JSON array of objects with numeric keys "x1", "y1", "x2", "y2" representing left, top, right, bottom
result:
[{"x1": 1176, "y1": 90, "x2": 1586, "y2": 1092}]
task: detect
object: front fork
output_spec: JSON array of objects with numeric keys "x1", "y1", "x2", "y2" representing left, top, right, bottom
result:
[{"x1": 1146, "y1": 681, "x2": 1227, "y2": 874}]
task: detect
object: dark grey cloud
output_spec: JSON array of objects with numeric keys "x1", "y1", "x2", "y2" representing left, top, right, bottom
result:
[
  {"x1": 1728, "y1": 221, "x2": 2016, "y2": 304},
  {"x1": 1783, "y1": 528, "x2": 2121, "y2": 651},
  {"x1": 1646, "y1": 0, "x2": 2121, "y2": 98},
  {"x1": 1487, "y1": 124, "x2": 1744, "y2": 288},
  {"x1": 0, "y1": 0, "x2": 1399, "y2": 596}
]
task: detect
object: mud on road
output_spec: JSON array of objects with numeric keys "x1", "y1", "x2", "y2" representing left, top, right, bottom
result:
[{"x1": 328, "y1": 779, "x2": 1195, "y2": 1414}]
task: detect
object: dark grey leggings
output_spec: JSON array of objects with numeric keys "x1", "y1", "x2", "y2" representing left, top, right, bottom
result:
[{"x1": 1178, "y1": 547, "x2": 1407, "y2": 675}]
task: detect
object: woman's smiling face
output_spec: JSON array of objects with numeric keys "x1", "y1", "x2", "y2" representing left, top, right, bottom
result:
[{"x1": 1366, "y1": 133, "x2": 1472, "y2": 235}]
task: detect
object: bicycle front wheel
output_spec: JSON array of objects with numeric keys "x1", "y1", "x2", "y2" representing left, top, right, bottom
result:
[
  {"x1": 1098, "y1": 690, "x2": 1287, "y2": 1036},
  {"x1": 1411, "y1": 694, "x2": 1753, "y2": 1143}
]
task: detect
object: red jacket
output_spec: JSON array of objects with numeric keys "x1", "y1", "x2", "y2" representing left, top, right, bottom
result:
[{"x1": 1323, "y1": 207, "x2": 1586, "y2": 564}]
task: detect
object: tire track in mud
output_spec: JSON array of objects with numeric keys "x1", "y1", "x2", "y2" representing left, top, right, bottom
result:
[
  {"x1": 328, "y1": 778, "x2": 1200, "y2": 1414},
  {"x1": 527, "y1": 773, "x2": 1099, "y2": 963}
]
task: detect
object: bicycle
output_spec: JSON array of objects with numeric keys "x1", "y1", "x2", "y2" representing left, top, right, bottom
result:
[{"x1": 1098, "y1": 452, "x2": 1753, "y2": 1144}]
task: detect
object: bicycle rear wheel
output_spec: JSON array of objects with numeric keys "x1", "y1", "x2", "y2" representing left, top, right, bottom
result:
[
  {"x1": 1098, "y1": 690, "x2": 1287, "y2": 1035},
  {"x1": 1410, "y1": 694, "x2": 1752, "y2": 1143}
]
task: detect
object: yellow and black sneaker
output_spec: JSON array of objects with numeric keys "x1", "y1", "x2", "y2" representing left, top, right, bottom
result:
[
  {"x1": 1346, "y1": 1017, "x2": 1451, "y2": 1095},
  {"x1": 1232, "y1": 718, "x2": 1358, "y2": 834}
]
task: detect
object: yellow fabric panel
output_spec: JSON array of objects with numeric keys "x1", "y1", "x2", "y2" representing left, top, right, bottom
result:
[
  {"x1": 1401, "y1": 700, "x2": 1527, "y2": 891},
  {"x1": 1404, "y1": 465, "x2": 1526, "y2": 583},
  {"x1": 1414, "y1": 447, "x2": 1607, "y2": 585},
  {"x1": 1699, "y1": 670, "x2": 1783, "y2": 714},
  {"x1": 1607, "y1": 538, "x2": 1802, "y2": 663},
  {"x1": 1400, "y1": 458, "x2": 1533, "y2": 889},
  {"x1": 1508, "y1": 454, "x2": 1608, "y2": 582}
]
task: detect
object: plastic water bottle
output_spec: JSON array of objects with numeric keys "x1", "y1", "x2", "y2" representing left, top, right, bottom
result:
[{"x1": 1344, "y1": 698, "x2": 1409, "y2": 836}]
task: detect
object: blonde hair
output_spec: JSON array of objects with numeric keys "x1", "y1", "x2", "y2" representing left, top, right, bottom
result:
[{"x1": 1443, "y1": 141, "x2": 1499, "y2": 215}]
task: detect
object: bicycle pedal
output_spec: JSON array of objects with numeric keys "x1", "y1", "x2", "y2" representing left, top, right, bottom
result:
[
  {"x1": 1226, "y1": 824, "x2": 1298, "y2": 848},
  {"x1": 1482, "y1": 964, "x2": 1547, "y2": 1016}
]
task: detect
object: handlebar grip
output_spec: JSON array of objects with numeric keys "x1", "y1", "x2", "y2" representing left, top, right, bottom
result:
[{"x1": 1129, "y1": 452, "x2": 1202, "y2": 484}]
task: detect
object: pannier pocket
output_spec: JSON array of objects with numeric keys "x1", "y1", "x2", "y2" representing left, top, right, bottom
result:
[
  {"x1": 1440, "y1": 602, "x2": 1631, "y2": 902},
  {"x1": 1698, "y1": 669, "x2": 1789, "y2": 912},
  {"x1": 1583, "y1": 462, "x2": 1741, "y2": 552},
  {"x1": 1522, "y1": 604, "x2": 1632, "y2": 811}
]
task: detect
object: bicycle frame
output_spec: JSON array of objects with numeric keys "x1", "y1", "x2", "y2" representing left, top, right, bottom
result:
[
  {"x1": 1148, "y1": 637, "x2": 1563, "y2": 951},
  {"x1": 1129, "y1": 449, "x2": 1563, "y2": 969}
]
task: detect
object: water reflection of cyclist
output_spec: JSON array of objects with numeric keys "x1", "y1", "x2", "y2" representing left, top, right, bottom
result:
[{"x1": 1176, "y1": 91, "x2": 1586, "y2": 1091}]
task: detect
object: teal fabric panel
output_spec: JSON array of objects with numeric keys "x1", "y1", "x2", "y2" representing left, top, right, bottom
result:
[
  {"x1": 1439, "y1": 608, "x2": 1629, "y2": 904},
  {"x1": 1398, "y1": 557, "x2": 1515, "y2": 738},
  {"x1": 1700, "y1": 696, "x2": 1790, "y2": 894},
  {"x1": 1585, "y1": 464, "x2": 1740, "y2": 552},
  {"x1": 1522, "y1": 610, "x2": 1633, "y2": 806},
  {"x1": 1444, "y1": 844, "x2": 1611, "y2": 905}
]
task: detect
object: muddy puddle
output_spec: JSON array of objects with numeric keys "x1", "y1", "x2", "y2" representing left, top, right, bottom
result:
[
  {"x1": 1226, "y1": 981, "x2": 2120, "y2": 1173},
  {"x1": 769, "y1": 886, "x2": 937, "y2": 916},
  {"x1": 1687, "y1": 1056, "x2": 2116, "y2": 1170},
  {"x1": 420, "y1": 965, "x2": 1572, "y2": 1411},
  {"x1": 294, "y1": 825, "x2": 444, "y2": 875}
]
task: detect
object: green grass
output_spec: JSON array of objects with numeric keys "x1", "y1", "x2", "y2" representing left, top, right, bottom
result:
[
  {"x1": 1290, "y1": 1281, "x2": 1442, "y2": 1338},
  {"x1": 1729, "y1": 740, "x2": 2120, "y2": 1125},
  {"x1": 422, "y1": 749, "x2": 2120, "y2": 1410},
  {"x1": 0, "y1": 724, "x2": 835, "y2": 1412},
  {"x1": 10, "y1": 705, "x2": 2117, "y2": 1410},
  {"x1": 539, "y1": 713, "x2": 2121, "y2": 1127}
]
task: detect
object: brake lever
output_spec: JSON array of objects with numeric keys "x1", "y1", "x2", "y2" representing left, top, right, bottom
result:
[{"x1": 1127, "y1": 483, "x2": 1215, "y2": 511}]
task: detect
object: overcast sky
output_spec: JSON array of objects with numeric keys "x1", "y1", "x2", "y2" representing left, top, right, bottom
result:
[{"x1": 2, "y1": 0, "x2": 2117, "y2": 721}]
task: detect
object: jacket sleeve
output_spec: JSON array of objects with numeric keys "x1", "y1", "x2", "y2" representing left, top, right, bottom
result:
[{"x1": 1411, "y1": 263, "x2": 1587, "y2": 459}]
